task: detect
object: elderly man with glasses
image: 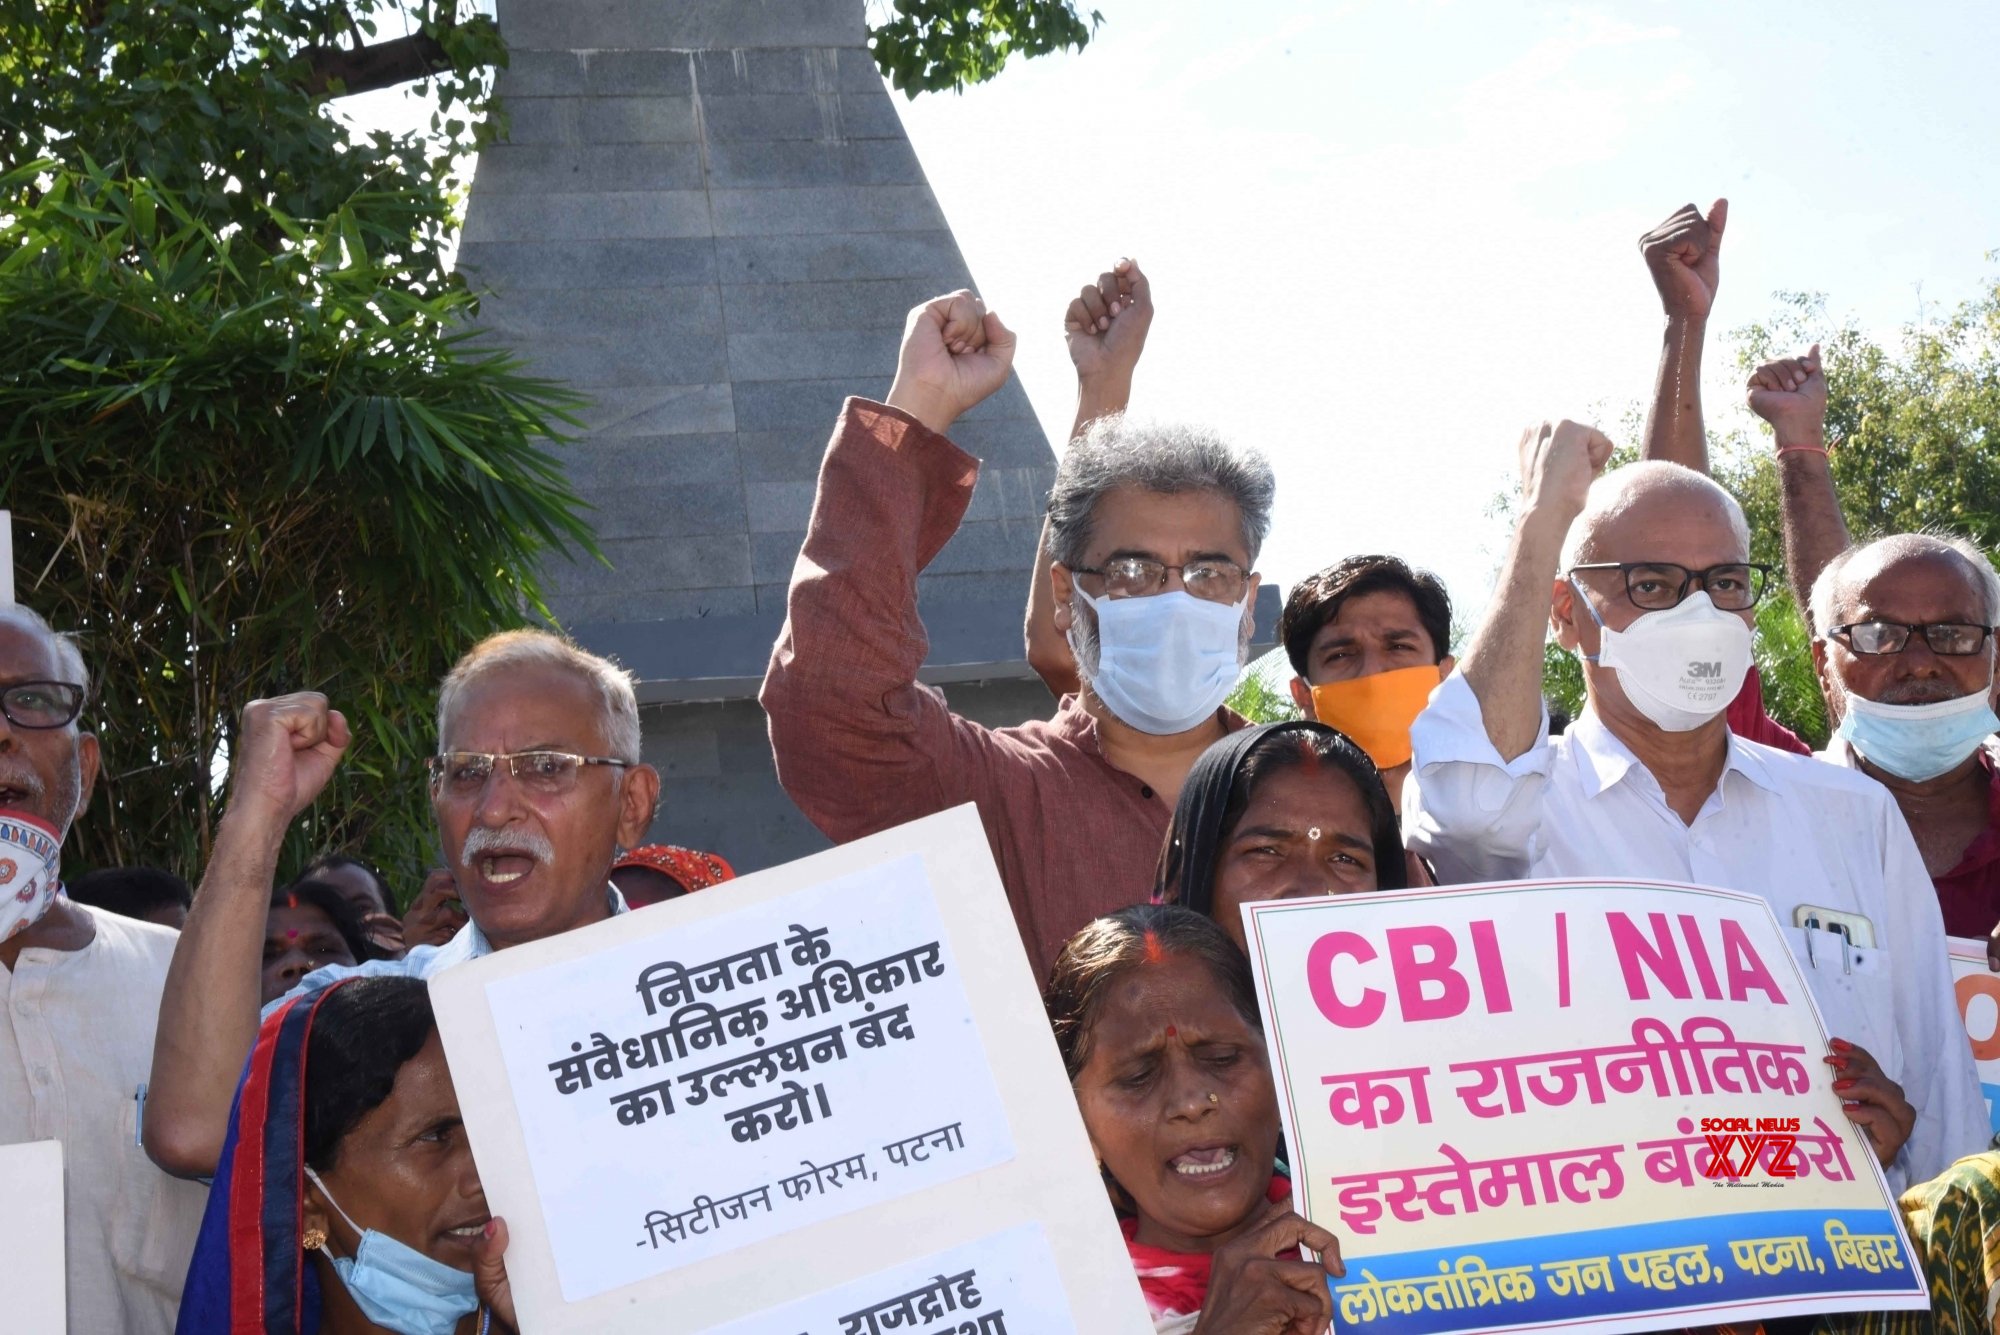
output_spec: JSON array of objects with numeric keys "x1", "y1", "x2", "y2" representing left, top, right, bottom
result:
[
  {"x1": 145, "y1": 629, "x2": 661, "y2": 1178},
  {"x1": 0, "y1": 606, "x2": 210, "y2": 1333},
  {"x1": 763, "y1": 285, "x2": 1273, "y2": 977},
  {"x1": 1404, "y1": 423, "x2": 1986, "y2": 1191}
]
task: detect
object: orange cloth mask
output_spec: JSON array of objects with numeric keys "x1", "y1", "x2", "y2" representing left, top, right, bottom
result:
[{"x1": 1307, "y1": 664, "x2": 1443, "y2": 770}]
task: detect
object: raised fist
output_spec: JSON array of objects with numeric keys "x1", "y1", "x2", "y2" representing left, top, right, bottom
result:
[
  {"x1": 1065, "y1": 257, "x2": 1153, "y2": 387},
  {"x1": 227, "y1": 693, "x2": 349, "y2": 827},
  {"x1": 1519, "y1": 419, "x2": 1617, "y2": 524},
  {"x1": 1639, "y1": 199, "x2": 1727, "y2": 322},
  {"x1": 883, "y1": 290, "x2": 1017, "y2": 436},
  {"x1": 1746, "y1": 344, "x2": 1827, "y2": 448}
]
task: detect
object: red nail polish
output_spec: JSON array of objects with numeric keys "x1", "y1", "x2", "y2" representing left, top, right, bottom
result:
[
  {"x1": 1833, "y1": 1078, "x2": 1856, "y2": 1091},
  {"x1": 1826, "y1": 1056, "x2": 1849, "y2": 1069},
  {"x1": 1830, "y1": 1038, "x2": 1854, "y2": 1052},
  {"x1": 483, "y1": 1220, "x2": 496, "y2": 1240}
]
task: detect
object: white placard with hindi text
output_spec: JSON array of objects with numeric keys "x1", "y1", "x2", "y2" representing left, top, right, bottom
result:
[
  {"x1": 432, "y1": 805, "x2": 1153, "y2": 1335},
  {"x1": 485, "y1": 852, "x2": 1013, "y2": 1299},
  {"x1": 0, "y1": 1140, "x2": 65, "y2": 1335},
  {"x1": 702, "y1": 1222, "x2": 1072, "y2": 1335}
]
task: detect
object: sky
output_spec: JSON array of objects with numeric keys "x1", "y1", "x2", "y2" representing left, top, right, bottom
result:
[{"x1": 347, "y1": 0, "x2": 2000, "y2": 627}]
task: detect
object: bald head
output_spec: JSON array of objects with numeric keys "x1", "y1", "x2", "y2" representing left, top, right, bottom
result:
[
  {"x1": 1560, "y1": 461, "x2": 1750, "y2": 570},
  {"x1": 1810, "y1": 533, "x2": 2000, "y2": 639}
]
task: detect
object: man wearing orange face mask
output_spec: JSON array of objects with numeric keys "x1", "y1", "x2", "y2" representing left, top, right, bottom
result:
[{"x1": 1279, "y1": 555, "x2": 1456, "y2": 808}]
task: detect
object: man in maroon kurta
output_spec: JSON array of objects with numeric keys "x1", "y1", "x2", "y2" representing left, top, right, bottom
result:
[{"x1": 762, "y1": 289, "x2": 1271, "y2": 977}]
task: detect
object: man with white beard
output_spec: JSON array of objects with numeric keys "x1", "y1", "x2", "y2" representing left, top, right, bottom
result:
[{"x1": 144, "y1": 630, "x2": 661, "y2": 1178}]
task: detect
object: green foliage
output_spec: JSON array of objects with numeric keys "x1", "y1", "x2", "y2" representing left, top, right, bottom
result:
[
  {"x1": 1228, "y1": 650, "x2": 1304, "y2": 724},
  {"x1": 869, "y1": 0, "x2": 1102, "y2": 96},
  {"x1": 1722, "y1": 286, "x2": 2000, "y2": 558},
  {"x1": 1, "y1": 0, "x2": 585, "y2": 890},
  {"x1": 1533, "y1": 275, "x2": 2000, "y2": 745}
]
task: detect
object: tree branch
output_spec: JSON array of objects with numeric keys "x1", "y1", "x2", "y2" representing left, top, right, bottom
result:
[{"x1": 302, "y1": 30, "x2": 452, "y2": 98}]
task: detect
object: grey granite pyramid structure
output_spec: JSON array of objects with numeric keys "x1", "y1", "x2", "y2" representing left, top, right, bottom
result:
[{"x1": 457, "y1": 0, "x2": 1058, "y2": 870}]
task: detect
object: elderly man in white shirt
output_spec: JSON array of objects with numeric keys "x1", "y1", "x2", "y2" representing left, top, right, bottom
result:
[
  {"x1": 1406, "y1": 420, "x2": 1986, "y2": 1192},
  {"x1": 0, "y1": 606, "x2": 209, "y2": 1334},
  {"x1": 145, "y1": 629, "x2": 662, "y2": 1181}
]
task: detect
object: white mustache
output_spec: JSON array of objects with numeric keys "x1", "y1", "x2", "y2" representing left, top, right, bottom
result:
[{"x1": 460, "y1": 826, "x2": 555, "y2": 868}]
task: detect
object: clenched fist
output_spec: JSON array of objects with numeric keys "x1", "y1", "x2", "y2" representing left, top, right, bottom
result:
[
  {"x1": 227, "y1": 693, "x2": 349, "y2": 828},
  {"x1": 1640, "y1": 199, "x2": 1727, "y2": 322},
  {"x1": 884, "y1": 290, "x2": 1017, "y2": 436},
  {"x1": 1066, "y1": 257, "x2": 1153, "y2": 388},
  {"x1": 1518, "y1": 419, "x2": 1617, "y2": 525},
  {"x1": 1746, "y1": 344, "x2": 1827, "y2": 449}
]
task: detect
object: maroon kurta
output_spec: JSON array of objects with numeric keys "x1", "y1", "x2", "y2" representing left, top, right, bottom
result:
[{"x1": 761, "y1": 398, "x2": 1240, "y2": 978}]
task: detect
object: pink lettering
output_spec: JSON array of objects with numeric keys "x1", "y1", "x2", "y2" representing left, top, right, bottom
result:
[
  {"x1": 1387, "y1": 925, "x2": 1469, "y2": 1022},
  {"x1": 1719, "y1": 919, "x2": 1787, "y2": 1004},
  {"x1": 1608, "y1": 912, "x2": 1690, "y2": 1002},
  {"x1": 1307, "y1": 931, "x2": 1383, "y2": 1028}
]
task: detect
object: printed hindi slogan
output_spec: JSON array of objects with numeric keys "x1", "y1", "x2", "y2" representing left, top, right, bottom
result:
[
  {"x1": 1242, "y1": 880, "x2": 1924, "y2": 1335},
  {"x1": 700, "y1": 1223, "x2": 1074, "y2": 1335},
  {"x1": 484, "y1": 852, "x2": 1014, "y2": 1302},
  {"x1": 1947, "y1": 937, "x2": 2000, "y2": 1135}
]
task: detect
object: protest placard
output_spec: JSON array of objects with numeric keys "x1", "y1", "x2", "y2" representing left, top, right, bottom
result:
[
  {"x1": 430, "y1": 804, "x2": 1151, "y2": 1334},
  {"x1": 0, "y1": 1140, "x2": 65, "y2": 1334},
  {"x1": 1242, "y1": 878, "x2": 1924, "y2": 1335},
  {"x1": 1947, "y1": 936, "x2": 2000, "y2": 1135}
]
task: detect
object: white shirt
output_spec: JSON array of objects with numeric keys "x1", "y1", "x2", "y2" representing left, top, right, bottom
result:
[
  {"x1": 0, "y1": 904, "x2": 211, "y2": 1335},
  {"x1": 1406, "y1": 672, "x2": 1988, "y2": 1191}
]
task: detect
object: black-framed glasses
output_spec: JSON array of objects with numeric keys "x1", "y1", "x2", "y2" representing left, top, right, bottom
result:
[
  {"x1": 1829, "y1": 621, "x2": 1996, "y2": 657},
  {"x1": 1069, "y1": 557, "x2": 1250, "y2": 604},
  {"x1": 426, "y1": 750, "x2": 631, "y2": 799},
  {"x1": 1567, "y1": 562, "x2": 1774, "y2": 612},
  {"x1": 0, "y1": 681, "x2": 85, "y2": 730}
]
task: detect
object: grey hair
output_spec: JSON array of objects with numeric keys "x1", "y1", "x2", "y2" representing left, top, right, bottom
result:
[
  {"x1": 0, "y1": 605, "x2": 90, "y2": 702},
  {"x1": 1808, "y1": 532, "x2": 2000, "y2": 638},
  {"x1": 1045, "y1": 413, "x2": 1275, "y2": 570},
  {"x1": 436, "y1": 629, "x2": 641, "y2": 762},
  {"x1": 1559, "y1": 460, "x2": 1751, "y2": 569}
]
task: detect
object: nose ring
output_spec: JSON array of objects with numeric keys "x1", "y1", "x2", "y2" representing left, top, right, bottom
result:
[{"x1": 1207, "y1": 1092, "x2": 1219, "y2": 1105}]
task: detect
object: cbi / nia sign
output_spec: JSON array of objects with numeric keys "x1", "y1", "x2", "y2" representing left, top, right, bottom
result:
[{"x1": 1698, "y1": 1115, "x2": 1802, "y2": 1180}]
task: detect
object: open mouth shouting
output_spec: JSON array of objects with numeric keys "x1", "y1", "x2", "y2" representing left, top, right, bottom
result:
[
  {"x1": 459, "y1": 827, "x2": 555, "y2": 892},
  {"x1": 1168, "y1": 1141, "x2": 1245, "y2": 1184}
]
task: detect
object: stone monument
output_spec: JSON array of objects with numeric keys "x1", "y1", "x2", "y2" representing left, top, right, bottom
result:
[{"x1": 458, "y1": 0, "x2": 1060, "y2": 870}]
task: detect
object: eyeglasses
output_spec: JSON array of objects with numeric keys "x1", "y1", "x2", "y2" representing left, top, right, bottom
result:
[
  {"x1": 1829, "y1": 621, "x2": 1996, "y2": 657},
  {"x1": 0, "y1": 681, "x2": 85, "y2": 730},
  {"x1": 1069, "y1": 557, "x2": 1250, "y2": 604},
  {"x1": 1567, "y1": 562, "x2": 1774, "y2": 612},
  {"x1": 426, "y1": 750, "x2": 631, "y2": 799}
]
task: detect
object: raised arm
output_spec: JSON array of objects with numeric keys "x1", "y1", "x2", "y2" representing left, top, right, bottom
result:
[
  {"x1": 1459, "y1": 421, "x2": 1616, "y2": 759},
  {"x1": 146, "y1": 693, "x2": 348, "y2": 1177},
  {"x1": 762, "y1": 292, "x2": 1021, "y2": 843},
  {"x1": 1747, "y1": 345, "x2": 1849, "y2": 623},
  {"x1": 1025, "y1": 258, "x2": 1154, "y2": 698},
  {"x1": 1637, "y1": 199, "x2": 1727, "y2": 471}
]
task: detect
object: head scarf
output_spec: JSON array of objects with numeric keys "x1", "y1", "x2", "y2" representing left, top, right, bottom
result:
[
  {"x1": 177, "y1": 981, "x2": 356, "y2": 1334},
  {"x1": 613, "y1": 844, "x2": 736, "y2": 894},
  {"x1": 1152, "y1": 720, "x2": 1406, "y2": 917}
]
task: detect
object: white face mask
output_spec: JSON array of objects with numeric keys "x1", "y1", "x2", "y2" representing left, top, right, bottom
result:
[
  {"x1": 1074, "y1": 588, "x2": 1247, "y2": 735},
  {"x1": 1571, "y1": 582, "x2": 1753, "y2": 732},
  {"x1": 0, "y1": 810, "x2": 64, "y2": 943}
]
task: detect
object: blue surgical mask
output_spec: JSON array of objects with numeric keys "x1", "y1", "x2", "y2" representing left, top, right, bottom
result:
[
  {"x1": 305, "y1": 1166, "x2": 479, "y2": 1335},
  {"x1": 1838, "y1": 686, "x2": 2000, "y2": 782},
  {"x1": 1074, "y1": 588, "x2": 1247, "y2": 735}
]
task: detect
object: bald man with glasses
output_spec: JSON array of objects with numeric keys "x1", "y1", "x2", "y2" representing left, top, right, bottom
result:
[{"x1": 1404, "y1": 423, "x2": 1986, "y2": 1192}]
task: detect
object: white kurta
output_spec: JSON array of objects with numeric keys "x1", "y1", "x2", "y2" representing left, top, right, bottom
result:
[{"x1": 1406, "y1": 672, "x2": 1988, "y2": 1191}]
